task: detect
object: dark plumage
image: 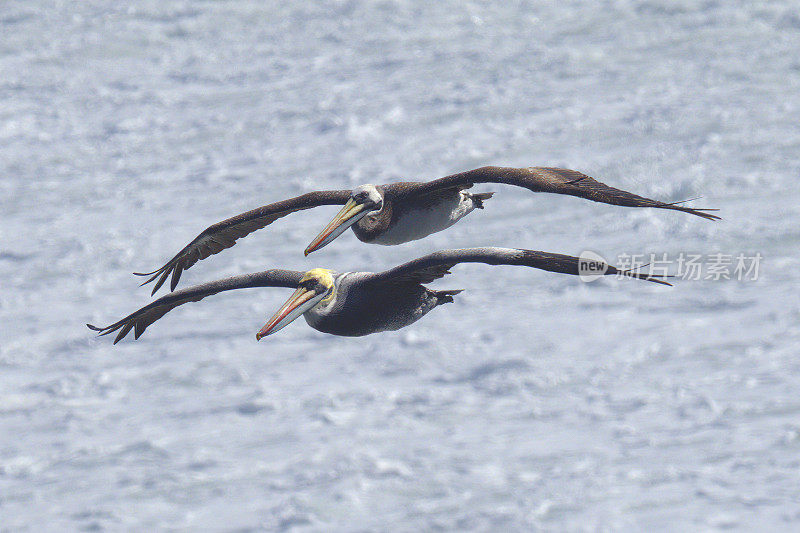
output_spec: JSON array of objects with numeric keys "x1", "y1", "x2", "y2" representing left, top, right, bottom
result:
[
  {"x1": 89, "y1": 247, "x2": 671, "y2": 343},
  {"x1": 134, "y1": 166, "x2": 718, "y2": 295}
]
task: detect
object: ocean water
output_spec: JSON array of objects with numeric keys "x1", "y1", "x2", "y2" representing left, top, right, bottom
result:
[{"x1": 2, "y1": 1, "x2": 799, "y2": 530}]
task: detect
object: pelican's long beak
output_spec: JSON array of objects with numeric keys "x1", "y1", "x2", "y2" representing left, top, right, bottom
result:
[
  {"x1": 256, "y1": 286, "x2": 320, "y2": 340},
  {"x1": 304, "y1": 199, "x2": 370, "y2": 255}
]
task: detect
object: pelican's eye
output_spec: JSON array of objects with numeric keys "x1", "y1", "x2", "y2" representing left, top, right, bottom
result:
[
  {"x1": 299, "y1": 278, "x2": 328, "y2": 294},
  {"x1": 313, "y1": 280, "x2": 327, "y2": 293},
  {"x1": 353, "y1": 191, "x2": 368, "y2": 202}
]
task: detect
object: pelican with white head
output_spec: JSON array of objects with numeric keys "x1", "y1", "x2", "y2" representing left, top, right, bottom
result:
[{"x1": 304, "y1": 185, "x2": 383, "y2": 255}]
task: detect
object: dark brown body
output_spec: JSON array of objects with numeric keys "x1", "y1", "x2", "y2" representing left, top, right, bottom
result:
[{"x1": 302, "y1": 271, "x2": 453, "y2": 336}]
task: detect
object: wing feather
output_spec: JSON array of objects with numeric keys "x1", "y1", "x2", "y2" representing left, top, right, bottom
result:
[
  {"x1": 398, "y1": 166, "x2": 720, "y2": 220},
  {"x1": 365, "y1": 247, "x2": 672, "y2": 286},
  {"x1": 89, "y1": 270, "x2": 304, "y2": 344},
  {"x1": 134, "y1": 190, "x2": 350, "y2": 295}
]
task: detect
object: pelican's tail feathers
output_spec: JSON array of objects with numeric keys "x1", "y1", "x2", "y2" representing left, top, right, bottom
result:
[
  {"x1": 434, "y1": 289, "x2": 464, "y2": 305},
  {"x1": 468, "y1": 192, "x2": 494, "y2": 209}
]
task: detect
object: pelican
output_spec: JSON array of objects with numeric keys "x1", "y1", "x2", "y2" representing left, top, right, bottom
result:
[
  {"x1": 90, "y1": 247, "x2": 671, "y2": 343},
  {"x1": 133, "y1": 166, "x2": 718, "y2": 295}
]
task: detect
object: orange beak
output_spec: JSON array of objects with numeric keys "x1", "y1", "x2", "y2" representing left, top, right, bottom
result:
[
  {"x1": 304, "y1": 199, "x2": 369, "y2": 255},
  {"x1": 256, "y1": 287, "x2": 317, "y2": 340}
]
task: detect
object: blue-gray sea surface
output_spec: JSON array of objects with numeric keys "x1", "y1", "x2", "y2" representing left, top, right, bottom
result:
[{"x1": 1, "y1": 1, "x2": 799, "y2": 531}]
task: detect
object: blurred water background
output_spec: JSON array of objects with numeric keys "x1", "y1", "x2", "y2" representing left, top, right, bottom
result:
[{"x1": 2, "y1": 1, "x2": 799, "y2": 530}]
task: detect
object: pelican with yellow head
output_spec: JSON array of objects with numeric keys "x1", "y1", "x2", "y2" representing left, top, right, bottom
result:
[
  {"x1": 89, "y1": 247, "x2": 671, "y2": 344},
  {"x1": 255, "y1": 269, "x2": 335, "y2": 339}
]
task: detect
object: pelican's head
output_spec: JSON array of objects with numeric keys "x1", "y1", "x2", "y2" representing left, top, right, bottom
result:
[
  {"x1": 304, "y1": 184, "x2": 383, "y2": 255},
  {"x1": 256, "y1": 268, "x2": 335, "y2": 340}
]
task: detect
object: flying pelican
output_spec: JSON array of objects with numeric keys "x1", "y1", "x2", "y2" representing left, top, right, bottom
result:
[
  {"x1": 134, "y1": 166, "x2": 717, "y2": 295},
  {"x1": 90, "y1": 247, "x2": 671, "y2": 343}
]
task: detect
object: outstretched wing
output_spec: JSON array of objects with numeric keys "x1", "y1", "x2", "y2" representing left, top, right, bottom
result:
[
  {"x1": 135, "y1": 190, "x2": 351, "y2": 295},
  {"x1": 396, "y1": 166, "x2": 720, "y2": 220},
  {"x1": 88, "y1": 269, "x2": 304, "y2": 344},
  {"x1": 365, "y1": 247, "x2": 672, "y2": 286}
]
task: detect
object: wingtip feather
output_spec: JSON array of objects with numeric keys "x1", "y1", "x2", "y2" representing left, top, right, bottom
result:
[
  {"x1": 133, "y1": 269, "x2": 159, "y2": 276},
  {"x1": 665, "y1": 198, "x2": 722, "y2": 221},
  {"x1": 150, "y1": 269, "x2": 171, "y2": 296},
  {"x1": 170, "y1": 266, "x2": 183, "y2": 292},
  {"x1": 687, "y1": 208, "x2": 722, "y2": 221}
]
